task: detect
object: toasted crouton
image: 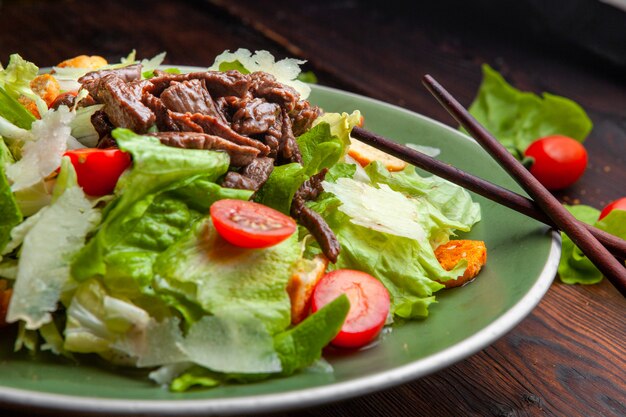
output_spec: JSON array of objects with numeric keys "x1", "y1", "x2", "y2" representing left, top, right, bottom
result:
[
  {"x1": 434, "y1": 240, "x2": 487, "y2": 288},
  {"x1": 0, "y1": 280, "x2": 12, "y2": 327},
  {"x1": 57, "y1": 55, "x2": 108, "y2": 70},
  {"x1": 348, "y1": 138, "x2": 407, "y2": 172},
  {"x1": 286, "y1": 255, "x2": 328, "y2": 324},
  {"x1": 18, "y1": 96, "x2": 40, "y2": 118},
  {"x1": 30, "y1": 74, "x2": 61, "y2": 107}
]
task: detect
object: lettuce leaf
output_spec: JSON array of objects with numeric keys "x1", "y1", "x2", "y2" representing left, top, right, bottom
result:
[
  {"x1": 468, "y1": 64, "x2": 592, "y2": 157},
  {"x1": 7, "y1": 185, "x2": 101, "y2": 329},
  {"x1": 64, "y1": 278, "x2": 151, "y2": 362},
  {"x1": 310, "y1": 164, "x2": 481, "y2": 318},
  {"x1": 0, "y1": 54, "x2": 47, "y2": 117},
  {"x1": 0, "y1": 162, "x2": 22, "y2": 253},
  {"x1": 71, "y1": 129, "x2": 231, "y2": 287},
  {"x1": 365, "y1": 163, "x2": 481, "y2": 246},
  {"x1": 0, "y1": 86, "x2": 35, "y2": 129},
  {"x1": 154, "y1": 219, "x2": 300, "y2": 334},
  {"x1": 558, "y1": 205, "x2": 626, "y2": 285},
  {"x1": 256, "y1": 115, "x2": 358, "y2": 214},
  {"x1": 274, "y1": 294, "x2": 349, "y2": 375},
  {"x1": 255, "y1": 162, "x2": 308, "y2": 214},
  {"x1": 6, "y1": 106, "x2": 75, "y2": 192}
]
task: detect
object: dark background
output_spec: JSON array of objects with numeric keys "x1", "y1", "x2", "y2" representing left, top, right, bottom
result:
[{"x1": 0, "y1": 0, "x2": 625, "y2": 416}]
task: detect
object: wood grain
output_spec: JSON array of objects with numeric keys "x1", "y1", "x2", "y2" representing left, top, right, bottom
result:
[{"x1": 0, "y1": 1, "x2": 624, "y2": 416}]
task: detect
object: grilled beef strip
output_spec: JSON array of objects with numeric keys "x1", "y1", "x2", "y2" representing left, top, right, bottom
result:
[
  {"x1": 278, "y1": 109, "x2": 302, "y2": 164},
  {"x1": 290, "y1": 169, "x2": 340, "y2": 263},
  {"x1": 291, "y1": 100, "x2": 322, "y2": 137},
  {"x1": 146, "y1": 70, "x2": 250, "y2": 98},
  {"x1": 160, "y1": 79, "x2": 223, "y2": 118},
  {"x1": 189, "y1": 113, "x2": 271, "y2": 155},
  {"x1": 91, "y1": 110, "x2": 114, "y2": 139},
  {"x1": 143, "y1": 94, "x2": 180, "y2": 132},
  {"x1": 249, "y1": 72, "x2": 299, "y2": 112},
  {"x1": 152, "y1": 131, "x2": 260, "y2": 167},
  {"x1": 221, "y1": 157, "x2": 274, "y2": 192},
  {"x1": 96, "y1": 75, "x2": 155, "y2": 133},
  {"x1": 78, "y1": 64, "x2": 143, "y2": 98},
  {"x1": 231, "y1": 97, "x2": 281, "y2": 136}
]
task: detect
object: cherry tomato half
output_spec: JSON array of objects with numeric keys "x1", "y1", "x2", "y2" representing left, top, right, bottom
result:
[
  {"x1": 524, "y1": 135, "x2": 588, "y2": 191},
  {"x1": 64, "y1": 148, "x2": 132, "y2": 196},
  {"x1": 312, "y1": 269, "x2": 390, "y2": 349},
  {"x1": 210, "y1": 199, "x2": 297, "y2": 248},
  {"x1": 599, "y1": 197, "x2": 626, "y2": 220}
]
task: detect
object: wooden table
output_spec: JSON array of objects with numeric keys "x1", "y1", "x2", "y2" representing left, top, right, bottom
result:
[{"x1": 1, "y1": 0, "x2": 624, "y2": 415}]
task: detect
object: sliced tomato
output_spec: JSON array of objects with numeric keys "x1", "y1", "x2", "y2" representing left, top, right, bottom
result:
[
  {"x1": 64, "y1": 148, "x2": 131, "y2": 196},
  {"x1": 210, "y1": 199, "x2": 296, "y2": 248},
  {"x1": 599, "y1": 197, "x2": 626, "y2": 220},
  {"x1": 311, "y1": 269, "x2": 390, "y2": 349}
]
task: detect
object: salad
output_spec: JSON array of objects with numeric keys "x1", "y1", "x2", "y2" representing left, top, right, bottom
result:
[{"x1": 0, "y1": 49, "x2": 484, "y2": 391}]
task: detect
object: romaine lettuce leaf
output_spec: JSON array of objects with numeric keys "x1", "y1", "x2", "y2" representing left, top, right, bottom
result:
[
  {"x1": 7, "y1": 185, "x2": 101, "y2": 329},
  {"x1": 297, "y1": 122, "x2": 344, "y2": 176},
  {"x1": 64, "y1": 278, "x2": 151, "y2": 362},
  {"x1": 558, "y1": 205, "x2": 626, "y2": 285},
  {"x1": 310, "y1": 167, "x2": 480, "y2": 318},
  {"x1": 312, "y1": 111, "x2": 361, "y2": 154},
  {"x1": 365, "y1": 163, "x2": 481, "y2": 246},
  {"x1": 274, "y1": 294, "x2": 349, "y2": 375},
  {"x1": 71, "y1": 129, "x2": 231, "y2": 287},
  {"x1": 255, "y1": 162, "x2": 308, "y2": 214},
  {"x1": 6, "y1": 106, "x2": 75, "y2": 192},
  {"x1": 0, "y1": 162, "x2": 22, "y2": 253},
  {"x1": 256, "y1": 115, "x2": 358, "y2": 214},
  {"x1": 0, "y1": 86, "x2": 36, "y2": 129},
  {"x1": 154, "y1": 219, "x2": 300, "y2": 334},
  {"x1": 468, "y1": 64, "x2": 592, "y2": 157},
  {"x1": 0, "y1": 54, "x2": 47, "y2": 117}
]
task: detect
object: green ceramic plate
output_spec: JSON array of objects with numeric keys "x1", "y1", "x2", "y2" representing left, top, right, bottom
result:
[{"x1": 0, "y1": 83, "x2": 560, "y2": 416}]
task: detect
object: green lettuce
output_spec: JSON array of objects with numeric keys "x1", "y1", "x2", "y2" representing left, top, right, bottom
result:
[
  {"x1": 310, "y1": 164, "x2": 481, "y2": 318},
  {"x1": 558, "y1": 205, "x2": 626, "y2": 285},
  {"x1": 255, "y1": 163, "x2": 308, "y2": 214},
  {"x1": 0, "y1": 86, "x2": 36, "y2": 129},
  {"x1": 71, "y1": 129, "x2": 233, "y2": 290},
  {"x1": 468, "y1": 64, "x2": 592, "y2": 157},
  {"x1": 0, "y1": 54, "x2": 47, "y2": 117},
  {"x1": 0, "y1": 162, "x2": 22, "y2": 253},
  {"x1": 275, "y1": 294, "x2": 349, "y2": 375},
  {"x1": 256, "y1": 114, "x2": 358, "y2": 214},
  {"x1": 153, "y1": 219, "x2": 300, "y2": 334},
  {"x1": 7, "y1": 182, "x2": 100, "y2": 329},
  {"x1": 64, "y1": 278, "x2": 152, "y2": 363}
]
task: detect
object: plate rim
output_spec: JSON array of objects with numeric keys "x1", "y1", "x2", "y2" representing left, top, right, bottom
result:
[{"x1": 0, "y1": 82, "x2": 561, "y2": 416}]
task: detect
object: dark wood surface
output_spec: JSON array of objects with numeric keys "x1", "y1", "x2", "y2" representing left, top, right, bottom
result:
[{"x1": 0, "y1": 0, "x2": 625, "y2": 416}]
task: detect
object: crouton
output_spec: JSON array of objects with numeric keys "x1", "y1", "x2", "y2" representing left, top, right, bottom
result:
[
  {"x1": 348, "y1": 138, "x2": 407, "y2": 172},
  {"x1": 18, "y1": 96, "x2": 40, "y2": 118},
  {"x1": 434, "y1": 240, "x2": 487, "y2": 288},
  {"x1": 286, "y1": 255, "x2": 328, "y2": 324},
  {"x1": 56, "y1": 55, "x2": 108, "y2": 70},
  {"x1": 0, "y1": 280, "x2": 12, "y2": 327},
  {"x1": 30, "y1": 74, "x2": 61, "y2": 107}
]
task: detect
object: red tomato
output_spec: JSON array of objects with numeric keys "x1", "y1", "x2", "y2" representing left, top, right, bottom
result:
[
  {"x1": 524, "y1": 135, "x2": 588, "y2": 190},
  {"x1": 312, "y1": 269, "x2": 390, "y2": 349},
  {"x1": 210, "y1": 199, "x2": 296, "y2": 248},
  {"x1": 64, "y1": 148, "x2": 131, "y2": 196},
  {"x1": 599, "y1": 197, "x2": 626, "y2": 220}
]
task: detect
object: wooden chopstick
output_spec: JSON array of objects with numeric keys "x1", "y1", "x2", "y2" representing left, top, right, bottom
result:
[
  {"x1": 421, "y1": 74, "x2": 626, "y2": 297},
  {"x1": 350, "y1": 127, "x2": 626, "y2": 263}
]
